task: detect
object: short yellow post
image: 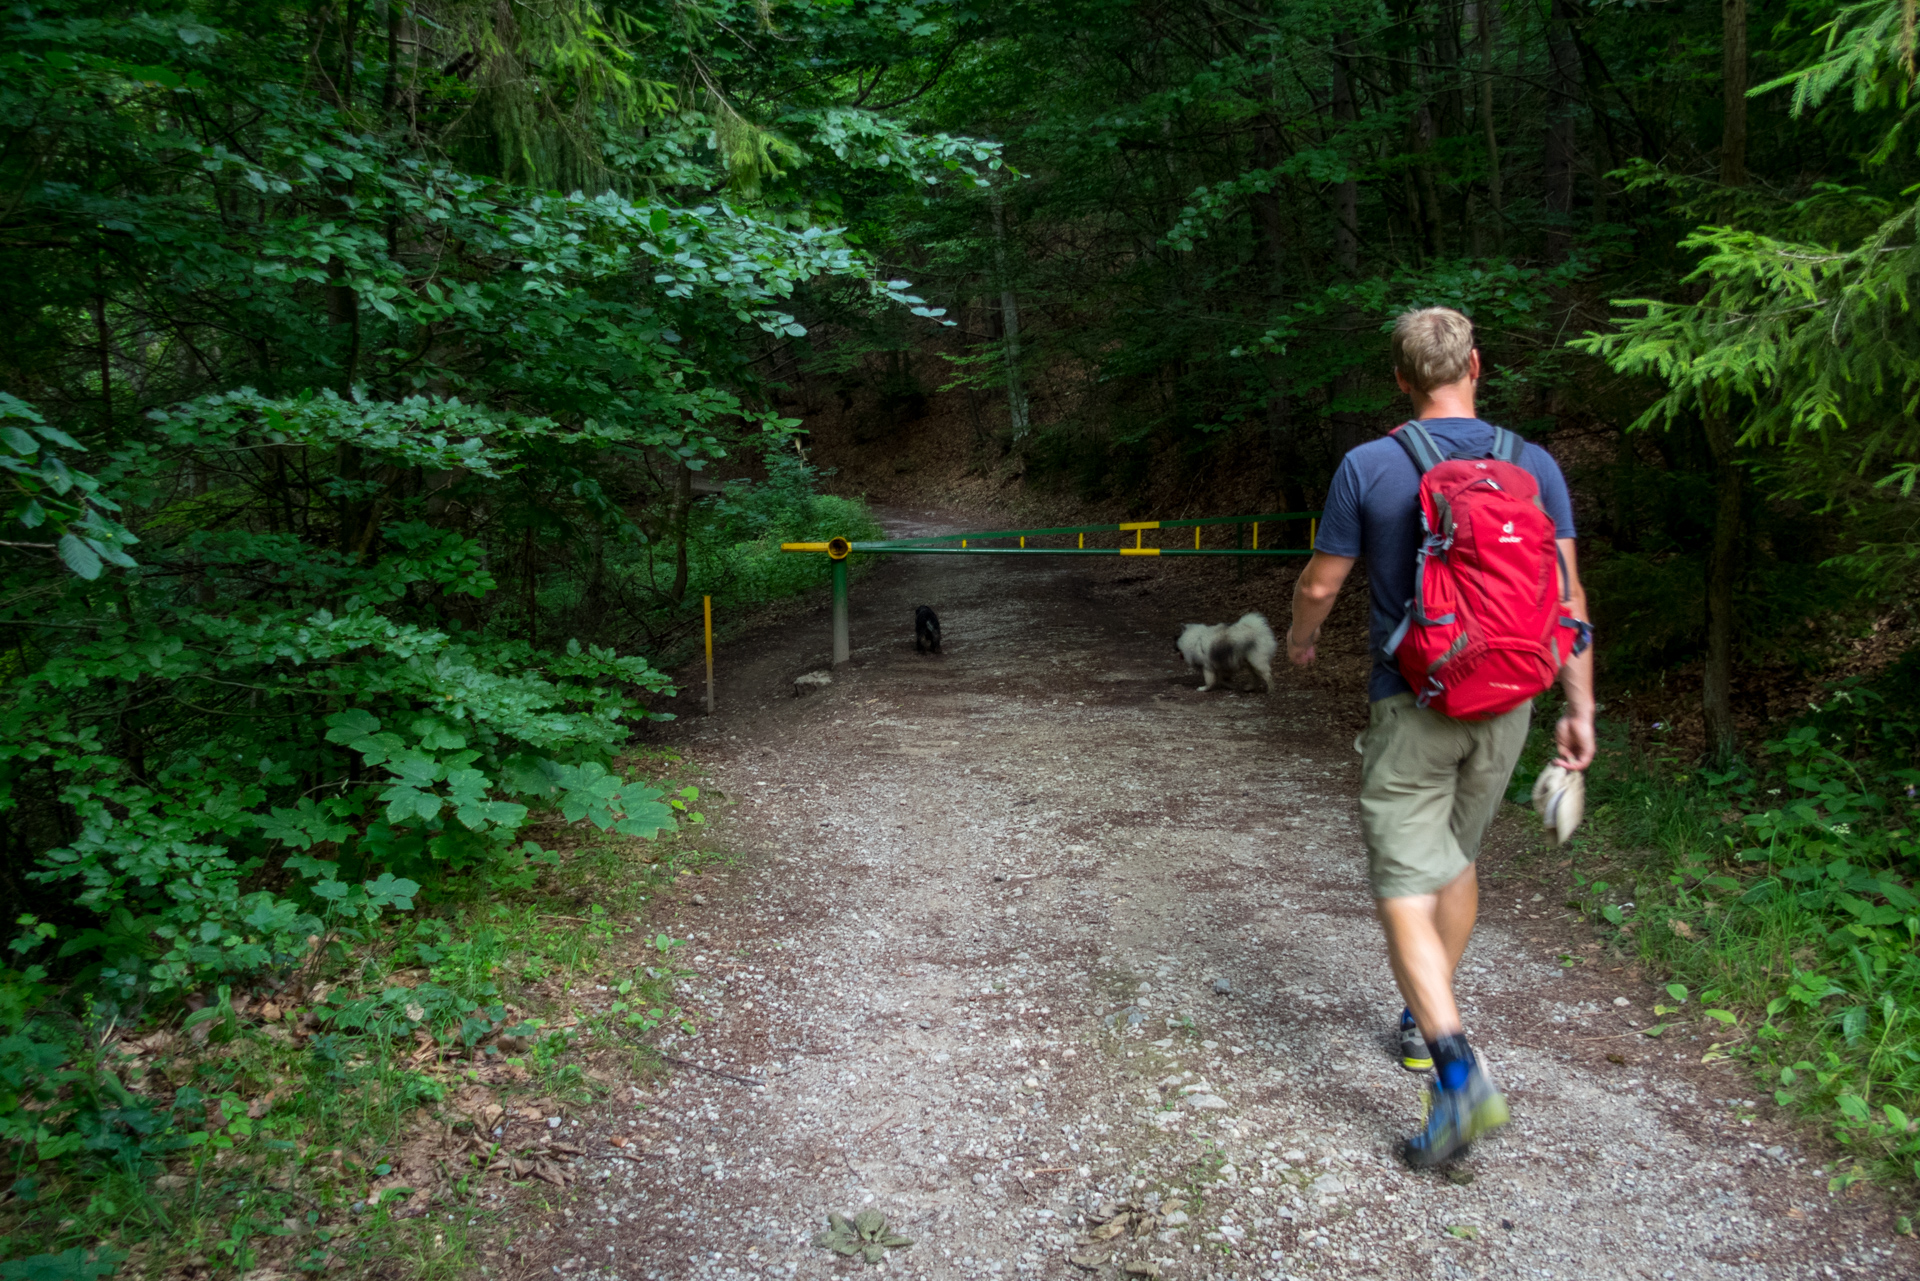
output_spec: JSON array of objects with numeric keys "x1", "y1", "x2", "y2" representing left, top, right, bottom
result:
[
  {"x1": 1252, "y1": 521, "x2": 1259, "y2": 550},
  {"x1": 1194, "y1": 526, "x2": 1200, "y2": 549},
  {"x1": 1309, "y1": 517, "x2": 1317, "y2": 550},
  {"x1": 703, "y1": 595, "x2": 715, "y2": 715},
  {"x1": 1020, "y1": 536, "x2": 1025, "y2": 547},
  {"x1": 1135, "y1": 527, "x2": 1143, "y2": 549},
  {"x1": 1079, "y1": 532, "x2": 1084, "y2": 548}
]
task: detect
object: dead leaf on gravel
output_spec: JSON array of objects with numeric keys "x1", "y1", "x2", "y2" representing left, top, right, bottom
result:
[
  {"x1": 1067, "y1": 1252, "x2": 1110, "y2": 1271},
  {"x1": 1088, "y1": 1216, "x2": 1129, "y2": 1241},
  {"x1": 1121, "y1": 1263, "x2": 1161, "y2": 1278}
]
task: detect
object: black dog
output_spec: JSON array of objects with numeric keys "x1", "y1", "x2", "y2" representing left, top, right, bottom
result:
[{"x1": 914, "y1": 605, "x2": 942, "y2": 653}]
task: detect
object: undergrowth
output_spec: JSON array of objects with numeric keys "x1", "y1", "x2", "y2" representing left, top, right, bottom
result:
[
  {"x1": 540, "y1": 453, "x2": 886, "y2": 668},
  {"x1": 0, "y1": 752, "x2": 722, "y2": 1280},
  {"x1": 1523, "y1": 654, "x2": 1920, "y2": 1189}
]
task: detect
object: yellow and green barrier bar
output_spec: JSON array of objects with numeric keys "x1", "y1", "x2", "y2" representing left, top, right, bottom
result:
[{"x1": 782, "y1": 510, "x2": 1322, "y2": 665}]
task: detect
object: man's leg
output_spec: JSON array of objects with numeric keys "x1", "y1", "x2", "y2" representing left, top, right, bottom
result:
[
  {"x1": 1377, "y1": 862, "x2": 1478, "y2": 1040},
  {"x1": 1360, "y1": 697, "x2": 1516, "y2": 1167}
]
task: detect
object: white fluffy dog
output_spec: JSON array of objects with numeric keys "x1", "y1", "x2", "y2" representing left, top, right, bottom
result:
[{"x1": 1176, "y1": 612, "x2": 1277, "y2": 693}]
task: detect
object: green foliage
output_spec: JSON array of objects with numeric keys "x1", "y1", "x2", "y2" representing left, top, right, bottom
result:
[
  {"x1": 2, "y1": 791, "x2": 711, "y2": 1275},
  {"x1": 0, "y1": 395, "x2": 138, "y2": 582},
  {"x1": 0, "y1": 0, "x2": 970, "y2": 993},
  {"x1": 811, "y1": 1209, "x2": 914, "y2": 1264},
  {"x1": 1579, "y1": 0, "x2": 1920, "y2": 586},
  {"x1": 0, "y1": 1, "x2": 972, "y2": 1261},
  {"x1": 1567, "y1": 669, "x2": 1920, "y2": 1182}
]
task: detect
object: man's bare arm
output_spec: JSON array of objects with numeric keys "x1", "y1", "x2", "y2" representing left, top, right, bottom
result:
[
  {"x1": 1287, "y1": 552, "x2": 1356, "y2": 666},
  {"x1": 1554, "y1": 536, "x2": 1596, "y2": 770}
]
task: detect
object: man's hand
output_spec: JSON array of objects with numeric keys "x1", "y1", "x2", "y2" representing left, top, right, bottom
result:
[
  {"x1": 1287, "y1": 627, "x2": 1318, "y2": 667},
  {"x1": 1288, "y1": 552, "x2": 1354, "y2": 671},
  {"x1": 1554, "y1": 711, "x2": 1596, "y2": 771}
]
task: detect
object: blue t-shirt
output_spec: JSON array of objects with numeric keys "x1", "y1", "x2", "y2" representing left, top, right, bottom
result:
[{"x1": 1315, "y1": 418, "x2": 1576, "y2": 702}]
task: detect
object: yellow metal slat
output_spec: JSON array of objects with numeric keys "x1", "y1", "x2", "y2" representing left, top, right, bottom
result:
[
  {"x1": 1119, "y1": 547, "x2": 1161, "y2": 557},
  {"x1": 781, "y1": 541, "x2": 831, "y2": 552}
]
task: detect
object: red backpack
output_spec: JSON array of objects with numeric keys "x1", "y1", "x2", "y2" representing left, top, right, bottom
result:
[{"x1": 1383, "y1": 421, "x2": 1589, "y2": 720}]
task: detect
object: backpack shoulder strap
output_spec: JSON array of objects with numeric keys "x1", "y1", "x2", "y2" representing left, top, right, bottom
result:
[
  {"x1": 1389, "y1": 421, "x2": 1446, "y2": 474},
  {"x1": 1488, "y1": 425, "x2": 1525, "y2": 463}
]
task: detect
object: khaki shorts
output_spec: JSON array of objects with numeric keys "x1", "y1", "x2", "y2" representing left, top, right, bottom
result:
[{"x1": 1359, "y1": 693, "x2": 1532, "y2": 900}]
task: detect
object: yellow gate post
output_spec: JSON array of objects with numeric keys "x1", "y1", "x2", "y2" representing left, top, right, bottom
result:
[{"x1": 703, "y1": 595, "x2": 715, "y2": 715}]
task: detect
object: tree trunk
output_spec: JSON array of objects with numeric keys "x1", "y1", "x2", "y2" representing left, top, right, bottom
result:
[
  {"x1": 1328, "y1": 31, "x2": 1370, "y2": 459},
  {"x1": 1721, "y1": 0, "x2": 1748, "y2": 188},
  {"x1": 1330, "y1": 33, "x2": 1360, "y2": 273},
  {"x1": 1409, "y1": 7, "x2": 1447, "y2": 259},
  {"x1": 1249, "y1": 92, "x2": 1297, "y2": 504},
  {"x1": 1701, "y1": 412, "x2": 1744, "y2": 766},
  {"x1": 1411, "y1": 117, "x2": 1445, "y2": 259},
  {"x1": 321, "y1": 3, "x2": 361, "y2": 390},
  {"x1": 91, "y1": 291, "x2": 113, "y2": 425},
  {"x1": 1542, "y1": 0, "x2": 1582, "y2": 261},
  {"x1": 522, "y1": 524, "x2": 537, "y2": 646},
  {"x1": 989, "y1": 186, "x2": 1029, "y2": 438},
  {"x1": 668, "y1": 460, "x2": 694, "y2": 604},
  {"x1": 1475, "y1": 0, "x2": 1504, "y2": 251},
  {"x1": 382, "y1": 0, "x2": 401, "y2": 112}
]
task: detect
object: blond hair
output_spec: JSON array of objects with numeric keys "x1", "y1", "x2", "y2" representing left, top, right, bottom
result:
[{"x1": 1390, "y1": 307, "x2": 1476, "y2": 392}]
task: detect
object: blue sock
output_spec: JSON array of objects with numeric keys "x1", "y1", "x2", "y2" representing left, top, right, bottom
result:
[
  {"x1": 1400, "y1": 1007, "x2": 1417, "y2": 1030},
  {"x1": 1430, "y1": 1033, "x2": 1473, "y2": 1091}
]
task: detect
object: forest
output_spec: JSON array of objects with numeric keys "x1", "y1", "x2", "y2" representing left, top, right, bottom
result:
[{"x1": 2, "y1": 0, "x2": 1919, "y2": 1274}]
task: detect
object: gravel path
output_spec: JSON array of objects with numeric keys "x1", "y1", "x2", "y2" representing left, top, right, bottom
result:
[{"x1": 517, "y1": 510, "x2": 1911, "y2": 1281}]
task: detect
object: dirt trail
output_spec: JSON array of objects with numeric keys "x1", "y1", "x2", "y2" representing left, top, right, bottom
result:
[{"x1": 524, "y1": 509, "x2": 1911, "y2": 1281}]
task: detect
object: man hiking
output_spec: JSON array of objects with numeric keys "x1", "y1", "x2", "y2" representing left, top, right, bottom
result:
[{"x1": 1286, "y1": 306, "x2": 1596, "y2": 1167}]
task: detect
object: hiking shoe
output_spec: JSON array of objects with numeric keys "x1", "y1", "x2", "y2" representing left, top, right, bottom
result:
[
  {"x1": 1399, "y1": 1020, "x2": 1433, "y2": 1072},
  {"x1": 1401, "y1": 1059, "x2": 1509, "y2": 1169}
]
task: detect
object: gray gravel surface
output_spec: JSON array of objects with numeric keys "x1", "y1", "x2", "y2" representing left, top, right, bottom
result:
[{"x1": 509, "y1": 509, "x2": 1912, "y2": 1281}]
